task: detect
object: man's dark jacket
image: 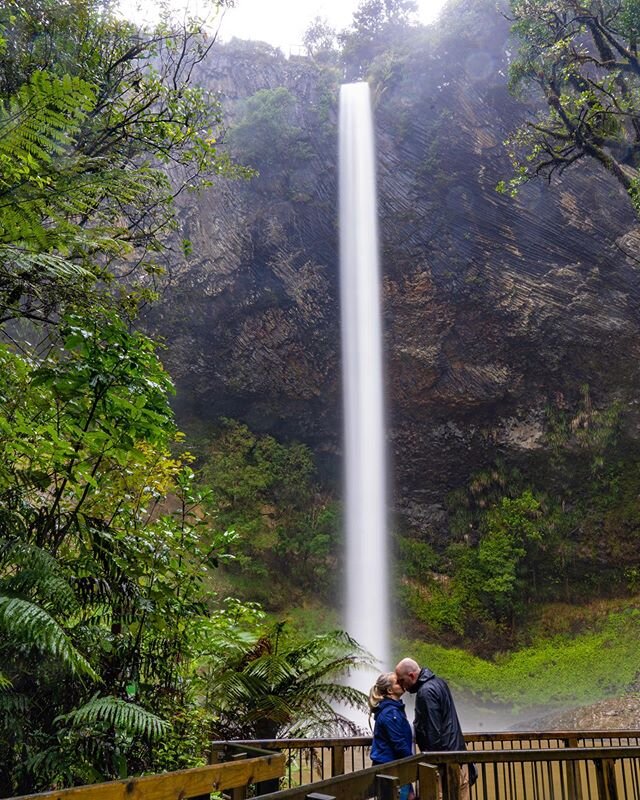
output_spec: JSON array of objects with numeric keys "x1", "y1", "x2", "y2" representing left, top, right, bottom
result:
[{"x1": 409, "y1": 667, "x2": 466, "y2": 752}]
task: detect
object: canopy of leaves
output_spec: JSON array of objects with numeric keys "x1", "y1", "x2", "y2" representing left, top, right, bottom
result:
[
  {"x1": 502, "y1": 0, "x2": 640, "y2": 213},
  {"x1": 339, "y1": 0, "x2": 420, "y2": 78},
  {"x1": 0, "y1": 0, "x2": 245, "y2": 326},
  {"x1": 0, "y1": 313, "x2": 238, "y2": 792},
  {"x1": 0, "y1": 0, "x2": 245, "y2": 792}
]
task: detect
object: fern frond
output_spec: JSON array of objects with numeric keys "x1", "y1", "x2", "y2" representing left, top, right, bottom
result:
[
  {"x1": 58, "y1": 694, "x2": 169, "y2": 740},
  {"x1": 0, "y1": 596, "x2": 98, "y2": 680},
  {"x1": 0, "y1": 70, "x2": 95, "y2": 246},
  {"x1": 0, "y1": 247, "x2": 93, "y2": 280},
  {"x1": 0, "y1": 688, "x2": 27, "y2": 717},
  {"x1": 0, "y1": 70, "x2": 94, "y2": 176},
  {"x1": 0, "y1": 539, "x2": 80, "y2": 616},
  {"x1": 244, "y1": 653, "x2": 298, "y2": 685}
]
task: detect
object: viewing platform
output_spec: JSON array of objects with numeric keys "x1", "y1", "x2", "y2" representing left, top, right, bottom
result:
[{"x1": 9, "y1": 730, "x2": 640, "y2": 800}]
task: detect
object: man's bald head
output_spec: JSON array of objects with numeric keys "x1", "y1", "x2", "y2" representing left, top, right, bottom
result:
[{"x1": 395, "y1": 657, "x2": 421, "y2": 691}]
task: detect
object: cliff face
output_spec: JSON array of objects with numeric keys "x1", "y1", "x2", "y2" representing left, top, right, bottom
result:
[{"x1": 147, "y1": 8, "x2": 640, "y2": 541}]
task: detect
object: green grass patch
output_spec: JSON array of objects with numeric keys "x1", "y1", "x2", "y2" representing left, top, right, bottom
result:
[{"x1": 396, "y1": 608, "x2": 640, "y2": 712}]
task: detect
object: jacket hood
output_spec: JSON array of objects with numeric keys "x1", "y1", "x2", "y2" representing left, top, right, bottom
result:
[{"x1": 408, "y1": 666, "x2": 435, "y2": 694}]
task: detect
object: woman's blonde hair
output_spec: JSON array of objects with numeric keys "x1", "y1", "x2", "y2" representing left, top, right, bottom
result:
[{"x1": 368, "y1": 672, "x2": 396, "y2": 711}]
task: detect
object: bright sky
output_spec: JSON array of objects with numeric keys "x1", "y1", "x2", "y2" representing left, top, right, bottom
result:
[{"x1": 122, "y1": 0, "x2": 446, "y2": 52}]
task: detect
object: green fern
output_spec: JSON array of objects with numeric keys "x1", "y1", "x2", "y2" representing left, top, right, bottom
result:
[
  {"x1": 0, "y1": 688, "x2": 27, "y2": 716},
  {"x1": 0, "y1": 70, "x2": 96, "y2": 247},
  {"x1": 0, "y1": 596, "x2": 98, "y2": 680},
  {"x1": 0, "y1": 70, "x2": 95, "y2": 178},
  {"x1": 58, "y1": 694, "x2": 169, "y2": 740},
  {"x1": 208, "y1": 624, "x2": 371, "y2": 739}
]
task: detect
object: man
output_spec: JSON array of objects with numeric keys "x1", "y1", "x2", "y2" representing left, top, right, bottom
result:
[{"x1": 395, "y1": 657, "x2": 473, "y2": 800}]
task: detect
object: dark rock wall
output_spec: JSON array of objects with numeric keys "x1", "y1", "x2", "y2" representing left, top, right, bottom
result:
[{"x1": 147, "y1": 9, "x2": 640, "y2": 542}]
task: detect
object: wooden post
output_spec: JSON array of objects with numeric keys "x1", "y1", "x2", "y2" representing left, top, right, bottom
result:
[
  {"x1": 418, "y1": 762, "x2": 439, "y2": 800},
  {"x1": 331, "y1": 743, "x2": 345, "y2": 776},
  {"x1": 376, "y1": 773, "x2": 400, "y2": 800}
]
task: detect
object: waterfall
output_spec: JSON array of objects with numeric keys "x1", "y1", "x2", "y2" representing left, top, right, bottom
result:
[{"x1": 339, "y1": 81, "x2": 389, "y2": 691}]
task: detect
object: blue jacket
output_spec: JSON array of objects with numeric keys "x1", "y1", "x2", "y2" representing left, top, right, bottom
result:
[{"x1": 370, "y1": 698, "x2": 414, "y2": 764}]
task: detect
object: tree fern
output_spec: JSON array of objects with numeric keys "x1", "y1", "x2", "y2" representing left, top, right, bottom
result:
[{"x1": 206, "y1": 622, "x2": 371, "y2": 739}]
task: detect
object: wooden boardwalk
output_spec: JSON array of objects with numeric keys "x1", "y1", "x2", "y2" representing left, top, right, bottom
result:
[{"x1": 9, "y1": 730, "x2": 640, "y2": 800}]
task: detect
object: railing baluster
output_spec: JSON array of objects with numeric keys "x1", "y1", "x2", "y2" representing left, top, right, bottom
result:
[
  {"x1": 584, "y1": 755, "x2": 594, "y2": 800},
  {"x1": 480, "y1": 762, "x2": 489, "y2": 800},
  {"x1": 564, "y1": 738, "x2": 584, "y2": 800},
  {"x1": 443, "y1": 763, "x2": 461, "y2": 800},
  {"x1": 594, "y1": 758, "x2": 619, "y2": 800},
  {"x1": 331, "y1": 743, "x2": 345, "y2": 777},
  {"x1": 492, "y1": 759, "x2": 501, "y2": 800},
  {"x1": 518, "y1": 755, "x2": 527, "y2": 800}
]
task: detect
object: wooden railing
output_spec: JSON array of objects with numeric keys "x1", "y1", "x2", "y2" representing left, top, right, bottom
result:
[
  {"x1": 247, "y1": 745, "x2": 640, "y2": 800},
  {"x1": 8, "y1": 743, "x2": 284, "y2": 800},
  {"x1": 11, "y1": 730, "x2": 640, "y2": 800},
  {"x1": 213, "y1": 730, "x2": 640, "y2": 790}
]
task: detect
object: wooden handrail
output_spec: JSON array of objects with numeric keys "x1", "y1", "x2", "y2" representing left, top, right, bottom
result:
[
  {"x1": 9, "y1": 748, "x2": 285, "y2": 800},
  {"x1": 215, "y1": 729, "x2": 640, "y2": 752}
]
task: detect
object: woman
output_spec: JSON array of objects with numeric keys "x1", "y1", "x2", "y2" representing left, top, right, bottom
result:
[{"x1": 369, "y1": 672, "x2": 415, "y2": 800}]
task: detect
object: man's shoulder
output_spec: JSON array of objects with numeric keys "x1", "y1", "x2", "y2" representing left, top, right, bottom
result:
[
  {"x1": 416, "y1": 667, "x2": 436, "y2": 690},
  {"x1": 416, "y1": 672, "x2": 451, "y2": 702}
]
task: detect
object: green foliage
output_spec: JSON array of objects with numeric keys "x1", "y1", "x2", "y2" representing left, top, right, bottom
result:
[
  {"x1": 339, "y1": 0, "x2": 419, "y2": 78},
  {"x1": 0, "y1": 596, "x2": 98, "y2": 681},
  {"x1": 199, "y1": 419, "x2": 338, "y2": 603},
  {"x1": 203, "y1": 612, "x2": 371, "y2": 739},
  {"x1": 0, "y1": 0, "x2": 246, "y2": 325},
  {"x1": 228, "y1": 87, "x2": 312, "y2": 182},
  {"x1": 60, "y1": 695, "x2": 168, "y2": 738},
  {"x1": 397, "y1": 535, "x2": 438, "y2": 580},
  {"x1": 503, "y1": 0, "x2": 640, "y2": 213},
  {"x1": 303, "y1": 17, "x2": 339, "y2": 61},
  {"x1": 0, "y1": 70, "x2": 96, "y2": 243},
  {"x1": 477, "y1": 491, "x2": 544, "y2": 613},
  {"x1": 0, "y1": 314, "x2": 235, "y2": 792}
]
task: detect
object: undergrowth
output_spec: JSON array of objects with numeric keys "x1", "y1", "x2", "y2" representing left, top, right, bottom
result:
[{"x1": 397, "y1": 607, "x2": 640, "y2": 712}]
